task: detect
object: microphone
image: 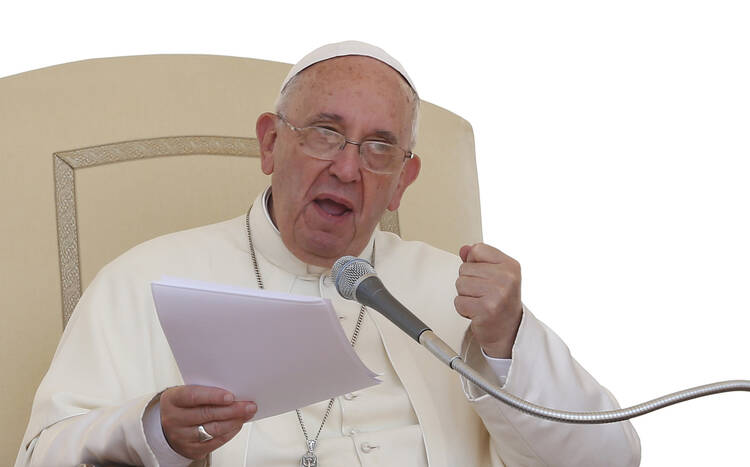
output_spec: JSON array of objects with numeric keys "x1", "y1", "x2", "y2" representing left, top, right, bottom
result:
[
  {"x1": 331, "y1": 256, "x2": 430, "y2": 342},
  {"x1": 330, "y1": 255, "x2": 750, "y2": 424}
]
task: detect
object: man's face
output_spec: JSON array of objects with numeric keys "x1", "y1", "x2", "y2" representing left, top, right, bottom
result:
[{"x1": 256, "y1": 56, "x2": 420, "y2": 267}]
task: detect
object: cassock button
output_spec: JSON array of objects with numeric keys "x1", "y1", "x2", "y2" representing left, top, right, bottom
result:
[
  {"x1": 360, "y1": 442, "x2": 379, "y2": 453},
  {"x1": 343, "y1": 392, "x2": 358, "y2": 401}
]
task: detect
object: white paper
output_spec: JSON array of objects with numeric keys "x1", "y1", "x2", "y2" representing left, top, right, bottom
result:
[{"x1": 151, "y1": 276, "x2": 380, "y2": 421}]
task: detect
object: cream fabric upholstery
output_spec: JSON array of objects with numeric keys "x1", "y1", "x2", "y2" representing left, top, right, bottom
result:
[{"x1": 0, "y1": 54, "x2": 481, "y2": 466}]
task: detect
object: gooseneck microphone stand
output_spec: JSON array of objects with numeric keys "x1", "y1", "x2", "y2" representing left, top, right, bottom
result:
[{"x1": 332, "y1": 256, "x2": 750, "y2": 424}]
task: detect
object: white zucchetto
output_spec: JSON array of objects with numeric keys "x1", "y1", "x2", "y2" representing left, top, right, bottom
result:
[{"x1": 279, "y1": 40, "x2": 417, "y2": 96}]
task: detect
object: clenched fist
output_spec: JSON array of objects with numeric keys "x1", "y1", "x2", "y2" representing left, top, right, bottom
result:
[{"x1": 455, "y1": 243, "x2": 523, "y2": 359}]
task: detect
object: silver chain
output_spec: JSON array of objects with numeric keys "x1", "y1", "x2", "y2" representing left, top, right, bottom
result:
[{"x1": 245, "y1": 204, "x2": 367, "y2": 459}]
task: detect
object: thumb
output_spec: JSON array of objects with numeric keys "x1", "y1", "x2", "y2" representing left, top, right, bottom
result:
[{"x1": 459, "y1": 244, "x2": 474, "y2": 262}]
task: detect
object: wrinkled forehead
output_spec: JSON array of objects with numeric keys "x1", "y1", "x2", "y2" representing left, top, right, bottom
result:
[{"x1": 294, "y1": 56, "x2": 414, "y2": 102}]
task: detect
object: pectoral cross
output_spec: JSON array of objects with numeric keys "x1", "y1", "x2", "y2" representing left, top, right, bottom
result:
[{"x1": 300, "y1": 440, "x2": 318, "y2": 467}]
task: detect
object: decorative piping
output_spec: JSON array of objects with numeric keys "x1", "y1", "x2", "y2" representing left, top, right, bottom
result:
[{"x1": 53, "y1": 135, "x2": 402, "y2": 328}]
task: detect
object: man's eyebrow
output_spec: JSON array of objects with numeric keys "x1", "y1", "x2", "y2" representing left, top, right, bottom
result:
[
  {"x1": 373, "y1": 130, "x2": 398, "y2": 144},
  {"x1": 309, "y1": 113, "x2": 344, "y2": 124}
]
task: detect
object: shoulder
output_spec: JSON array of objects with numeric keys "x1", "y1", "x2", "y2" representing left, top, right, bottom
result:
[
  {"x1": 128, "y1": 215, "x2": 245, "y2": 256},
  {"x1": 70, "y1": 215, "x2": 248, "y2": 327},
  {"x1": 373, "y1": 231, "x2": 468, "y2": 344},
  {"x1": 374, "y1": 230, "x2": 462, "y2": 280},
  {"x1": 96, "y1": 214, "x2": 247, "y2": 282},
  {"x1": 374, "y1": 230, "x2": 462, "y2": 308}
]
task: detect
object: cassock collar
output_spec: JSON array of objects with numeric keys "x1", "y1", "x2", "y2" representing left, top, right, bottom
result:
[{"x1": 249, "y1": 186, "x2": 376, "y2": 278}]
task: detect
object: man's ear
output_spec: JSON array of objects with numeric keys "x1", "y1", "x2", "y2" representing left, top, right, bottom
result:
[
  {"x1": 387, "y1": 155, "x2": 421, "y2": 211},
  {"x1": 256, "y1": 112, "x2": 278, "y2": 175}
]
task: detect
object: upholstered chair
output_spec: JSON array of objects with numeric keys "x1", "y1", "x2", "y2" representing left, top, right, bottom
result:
[{"x1": 0, "y1": 54, "x2": 481, "y2": 465}]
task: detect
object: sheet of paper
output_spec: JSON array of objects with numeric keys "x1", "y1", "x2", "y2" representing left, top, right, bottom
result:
[{"x1": 151, "y1": 276, "x2": 380, "y2": 421}]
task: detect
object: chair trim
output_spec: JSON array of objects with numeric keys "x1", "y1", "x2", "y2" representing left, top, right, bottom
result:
[
  {"x1": 53, "y1": 135, "x2": 401, "y2": 327},
  {"x1": 54, "y1": 155, "x2": 81, "y2": 329}
]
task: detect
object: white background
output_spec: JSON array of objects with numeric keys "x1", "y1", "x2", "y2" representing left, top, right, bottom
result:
[{"x1": 4, "y1": 1, "x2": 748, "y2": 465}]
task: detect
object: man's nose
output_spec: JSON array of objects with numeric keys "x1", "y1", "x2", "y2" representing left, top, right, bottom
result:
[{"x1": 328, "y1": 140, "x2": 362, "y2": 183}]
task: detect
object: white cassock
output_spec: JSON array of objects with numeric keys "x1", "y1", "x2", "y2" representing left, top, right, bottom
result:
[{"x1": 17, "y1": 189, "x2": 640, "y2": 467}]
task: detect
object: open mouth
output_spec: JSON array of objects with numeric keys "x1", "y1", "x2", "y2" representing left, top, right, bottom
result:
[{"x1": 313, "y1": 196, "x2": 353, "y2": 217}]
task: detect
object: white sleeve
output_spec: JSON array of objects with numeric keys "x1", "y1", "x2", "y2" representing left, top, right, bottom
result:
[
  {"x1": 481, "y1": 350, "x2": 511, "y2": 385},
  {"x1": 16, "y1": 394, "x2": 159, "y2": 467},
  {"x1": 15, "y1": 260, "x2": 187, "y2": 467},
  {"x1": 461, "y1": 306, "x2": 641, "y2": 467},
  {"x1": 143, "y1": 402, "x2": 194, "y2": 467}
]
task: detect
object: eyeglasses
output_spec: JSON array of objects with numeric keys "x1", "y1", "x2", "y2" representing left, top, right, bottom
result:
[{"x1": 276, "y1": 113, "x2": 414, "y2": 174}]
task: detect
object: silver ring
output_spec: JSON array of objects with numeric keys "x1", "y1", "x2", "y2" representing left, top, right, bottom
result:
[{"x1": 197, "y1": 424, "x2": 214, "y2": 443}]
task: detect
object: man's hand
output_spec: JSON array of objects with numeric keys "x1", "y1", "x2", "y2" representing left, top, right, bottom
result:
[
  {"x1": 455, "y1": 243, "x2": 523, "y2": 359},
  {"x1": 160, "y1": 385, "x2": 257, "y2": 460}
]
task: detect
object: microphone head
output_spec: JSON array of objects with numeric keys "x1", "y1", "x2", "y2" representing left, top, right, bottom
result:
[{"x1": 331, "y1": 256, "x2": 376, "y2": 300}]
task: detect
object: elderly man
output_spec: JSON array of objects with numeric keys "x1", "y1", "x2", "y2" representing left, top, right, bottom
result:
[{"x1": 17, "y1": 42, "x2": 640, "y2": 466}]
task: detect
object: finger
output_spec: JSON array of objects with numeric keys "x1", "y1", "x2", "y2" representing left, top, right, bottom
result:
[
  {"x1": 455, "y1": 276, "x2": 495, "y2": 298},
  {"x1": 454, "y1": 295, "x2": 485, "y2": 319},
  {"x1": 464, "y1": 243, "x2": 515, "y2": 265},
  {"x1": 174, "y1": 424, "x2": 244, "y2": 460},
  {"x1": 202, "y1": 416, "x2": 252, "y2": 441},
  {"x1": 168, "y1": 401, "x2": 257, "y2": 427},
  {"x1": 455, "y1": 294, "x2": 512, "y2": 322},
  {"x1": 459, "y1": 244, "x2": 474, "y2": 262},
  {"x1": 197, "y1": 425, "x2": 243, "y2": 452},
  {"x1": 171, "y1": 417, "x2": 245, "y2": 445},
  {"x1": 458, "y1": 261, "x2": 509, "y2": 281},
  {"x1": 211, "y1": 424, "x2": 243, "y2": 446},
  {"x1": 169, "y1": 385, "x2": 236, "y2": 408}
]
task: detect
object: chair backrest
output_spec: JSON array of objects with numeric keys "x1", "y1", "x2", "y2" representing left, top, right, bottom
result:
[{"x1": 0, "y1": 54, "x2": 481, "y2": 465}]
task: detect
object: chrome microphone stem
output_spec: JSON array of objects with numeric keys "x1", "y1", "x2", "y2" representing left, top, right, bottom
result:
[
  {"x1": 418, "y1": 330, "x2": 460, "y2": 367},
  {"x1": 419, "y1": 330, "x2": 750, "y2": 424}
]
